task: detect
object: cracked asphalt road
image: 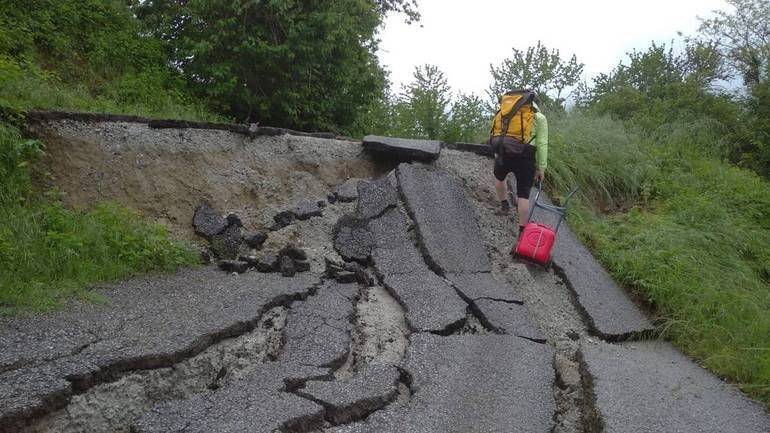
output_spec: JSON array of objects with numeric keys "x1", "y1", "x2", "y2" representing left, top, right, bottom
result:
[{"x1": 2, "y1": 125, "x2": 769, "y2": 433}]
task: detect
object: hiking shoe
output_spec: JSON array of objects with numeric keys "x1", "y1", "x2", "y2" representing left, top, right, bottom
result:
[{"x1": 495, "y1": 200, "x2": 511, "y2": 216}]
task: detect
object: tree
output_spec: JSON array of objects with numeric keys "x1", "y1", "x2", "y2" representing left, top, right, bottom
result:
[
  {"x1": 591, "y1": 42, "x2": 723, "y2": 100},
  {"x1": 579, "y1": 42, "x2": 739, "y2": 163},
  {"x1": 586, "y1": 41, "x2": 735, "y2": 132},
  {"x1": 136, "y1": 0, "x2": 418, "y2": 131},
  {"x1": 375, "y1": 0, "x2": 421, "y2": 23},
  {"x1": 487, "y1": 41, "x2": 583, "y2": 110},
  {"x1": 398, "y1": 64, "x2": 451, "y2": 139},
  {"x1": 697, "y1": 0, "x2": 770, "y2": 86},
  {"x1": 0, "y1": 0, "x2": 168, "y2": 81},
  {"x1": 443, "y1": 93, "x2": 489, "y2": 143}
]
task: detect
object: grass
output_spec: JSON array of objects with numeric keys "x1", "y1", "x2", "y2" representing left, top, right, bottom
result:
[
  {"x1": 0, "y1": 56, "x2": 227, "y2": 122},
  {"x1": 548, "y1": 112, "x2": 770, "y2": 407},
  {"x1": 0, "y1": 99, "x2": 200, "y2": 316}
]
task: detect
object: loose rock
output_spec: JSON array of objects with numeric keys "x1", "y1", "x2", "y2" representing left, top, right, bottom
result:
[
  {"x1": 209, "y1": 224, "x2": 242, "y2": 260},
  {"x1": 273, "y1": 211, "x2": 296, "y2": 229},
  {"x1": 333, "y1": 178, "x2": 361, "y2": 203},
  {"x1": 257, "y1": 254, "x2": 279, "y2": 273},
  {"x1": 243, "y1": 232, "x2": 268, "y2": 249},
  {"x1": 333, "y1": 215, "x2": 374, "y2": 263},
  {"x1": 199, "y1": 249, "x2": 212, "y2": 265},
  {"x1": 218, "y1": 260, "x2": 250, "y2": 274},
  {"x1": 294, "y1": 260, "x2": 311, "y2": 273},
  {"x1": 225, "y1": 213, "x2": 243, "y2": 228},
  {"x1": 292, "y1": 199, "x2": 323, "y2": 220},
  {"x1": 238, "y1": 255, "x2": 259, "y2": 268},
  {"x1": 192, "y1": 203, "x2": 227, "y2": 239},
  {"x1": 280, "y1": 255, "x2": 296, "y2": 277},
  {"x1": 280, "y1": 245, "x2": 308, "y2": 261}
]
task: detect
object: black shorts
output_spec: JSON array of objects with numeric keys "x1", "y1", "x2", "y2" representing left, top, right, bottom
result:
[{"x1": 493, "y1": 153, "x2": 535, "y2": 198}]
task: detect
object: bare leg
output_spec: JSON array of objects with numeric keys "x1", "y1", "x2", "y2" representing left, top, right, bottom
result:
[
  {"x1": 517, "y1": 197, "x2": 530, "y2": 228},
  {"x1": 495, "y1": 178, "x2": 508, "y2": 201}
]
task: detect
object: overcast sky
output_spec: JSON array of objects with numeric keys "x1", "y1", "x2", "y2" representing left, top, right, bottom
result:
[{"x1": 377, "y1": 0, "x2": 729, "y2": 97}]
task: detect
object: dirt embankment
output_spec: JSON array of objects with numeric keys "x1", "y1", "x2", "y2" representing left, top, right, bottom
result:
[{"x1": 28, "y1": 117, "x2": 385, "y2": 241}]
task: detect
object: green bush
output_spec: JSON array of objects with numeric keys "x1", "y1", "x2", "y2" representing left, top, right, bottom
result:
[
  {"x1": 0, "y1": 56, "x2": 223, "y2": 122},
  {"x1": 0, "y1": 124, "x2": 199, "y2": 314},
  {"x1": 0, "y1": 123, "x2": 43, "y2": 204},
  {"x1": 547, "y1": 112, "x2": 654, "y2": 209},
  {"x1": 552, "y1": 111, "x2": 770, "y2": 407}
]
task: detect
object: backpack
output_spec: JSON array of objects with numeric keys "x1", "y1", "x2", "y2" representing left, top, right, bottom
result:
[{"x1": 489, "y1": 89, "x2": 537, "y2": 159}]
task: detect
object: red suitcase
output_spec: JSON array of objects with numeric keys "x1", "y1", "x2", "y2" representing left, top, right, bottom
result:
[
  {"x1": 514, "y1": 222, "x2": 556, "y2": 265},
  {"x1": 511, "y1": 181, "x2": 577, "y2": 266}
]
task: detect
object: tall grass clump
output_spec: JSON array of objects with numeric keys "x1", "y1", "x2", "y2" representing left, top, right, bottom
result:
[
  {"x1": 0, "y1": 124, "x2": 199, "y2": 315},
  {"x1": 547, "y1": 112, "x2": 654, "y2": 209},
  {"x1": 0, "y1": 57, "x2": 225, "y2": 122},
  {"x1": 550, "y1": 111, "x2": 770, "y2": 407}
]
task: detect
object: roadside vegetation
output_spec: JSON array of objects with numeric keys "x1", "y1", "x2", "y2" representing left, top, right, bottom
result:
[
  {"x1": 0, "y1": 0, "x2": 419, "y2": 315},
  {"x1": 0, "y1": 124, "x2": 198, "y2": 313},
  {"x1": 356, "y1": 0, "x2": 769, "y2": 406},
  {"x1": 0, "y1": 0, "x2": 767, "y2": 407},
  {"x1": 0, "y1": 0, "x2": 224, "y2": 315}
]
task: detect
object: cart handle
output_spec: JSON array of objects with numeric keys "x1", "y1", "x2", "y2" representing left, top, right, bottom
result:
[{"x1": 526, "y1": 181, "x2": 579, "y2": 233}]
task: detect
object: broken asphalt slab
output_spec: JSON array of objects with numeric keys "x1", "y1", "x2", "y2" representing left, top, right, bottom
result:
[
  {"x1": 192, "y1": 202, "x2": 227, "y2": 239},
  {"x1": 133, "y1": 362, "x2": 328, "y2": 433},
  {"x1": 297, "y1": 365, "x2": 400, "y2": 425},
  {"x1": 333, "y1": 214, "x2": 375, "y2": 263},
  {"x1": 580, "y1": 340, "x2": 770, "y2": 433},
  {"x1": 355, "y1": 175, "x2": 398, "y2": 220},
  {"x1": 397, "y1": 163, "x2": 491, "y2": 274},
  {"x1": 279, "y1": 282, "x2": 358, "y2": 368},
  {"x1": 333, "y1": 334, "x2": 555, "y2": 433},
  {"x1": 379, "y1": 272, "x2": 468, "y2": 333},
  {"x1": 0, "y1": 268, "x2": 318, "y2": 431},
  {"x1": 333, "y1": 178, "x2": 362, "y2": 203},
  {"x1": 444, "y1": 272, "x2": 543, "y2": 341},
  {"x1": 363, "y1": 204, "x2": 468, "y2": 333},
  {"x1": 442, "y1": 141, "x2": 494, "y2": 157},
  {"x1": 473, "y1": 299, "x2": 545, "y2": 342},
  {"x1": 445, "y1": 272, "x2": 522, "y2": 303},
  {"x1": 368, "y1": 207, "x2": 426, "y2": 276},
  {"x1": 363, "y1": 135, "x2": 441, "y2": 162},
  {"x1": 552, "y1": 223, "x2": 653, "y2": 340},
  {"x1": 524, "y1": 188, "x2": 653, "y2": 339}
]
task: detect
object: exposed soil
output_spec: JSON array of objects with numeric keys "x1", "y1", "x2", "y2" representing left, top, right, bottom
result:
[
  {"x1": 29, "y1": 119, "x2": 386, "y2": 241},
  {"x1": 22, "y1": 119, "x2": 595, "y2": 433}
]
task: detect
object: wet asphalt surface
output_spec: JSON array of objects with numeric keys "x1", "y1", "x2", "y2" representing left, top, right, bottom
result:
[{"x1": 2, "y1": 130, "x2": 768, "y2": 433}]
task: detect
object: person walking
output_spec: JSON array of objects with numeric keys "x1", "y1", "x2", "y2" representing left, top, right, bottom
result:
[{"x1": 488, "y1": 89, "x2": 548, "y2": 233}]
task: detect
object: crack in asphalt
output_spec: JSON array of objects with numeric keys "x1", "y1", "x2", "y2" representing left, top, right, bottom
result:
[
  {"x1": 15, "y1": 280, "x2": 324, "y2": 433},
  {"x1": 0, "y1": 333, "x2": 101, "y2": 375},
  {"x1": 473, "y1": 296, "x2": 525, "y2": 305},
  {"x1": 392, "y1": 169, "x2": 447, "y2": 279},
  {"x1": 551, "y1": 263, "x2": 656, "y2": 343},
  {"x1": 284, "y1": 366, "x2": 413, "y2": 431},
  {"x1": 575, "y1": 349, "x2": 604, "y2": 433}
]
